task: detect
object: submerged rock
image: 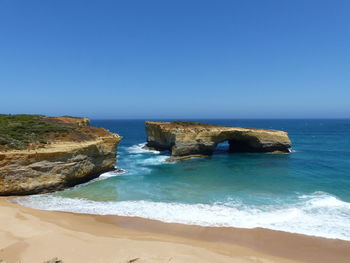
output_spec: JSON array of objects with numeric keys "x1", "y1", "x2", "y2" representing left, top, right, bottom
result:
[
  {"x1": 165, "y1": 154, "x2": 208, "y2": 162},
  {"x1": 0, "y1": 115, "x2": 121, "y2": 195},
  {"x1": 145, "y1": 121, "x2": 291, "y2": 157}
]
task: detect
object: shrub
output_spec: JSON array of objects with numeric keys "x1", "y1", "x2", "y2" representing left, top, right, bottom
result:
[{"x1": 0, "y1": 114, "x2": 75, "y2": 150}]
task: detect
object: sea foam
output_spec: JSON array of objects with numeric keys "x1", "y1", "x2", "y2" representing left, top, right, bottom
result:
[
  {"x1": 126, "y1": 143, "x2": 161, "y2": 154},
  {"x1": 118, "y1": 143, "x2": 171, "y2": 175},
  {"x1": 14, "y1": 191, "x2": 350, "y2": 241}
]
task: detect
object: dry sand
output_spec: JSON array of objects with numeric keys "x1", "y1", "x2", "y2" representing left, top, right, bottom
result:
[{"x1": 0, "y1": 197, "x2": 349, "y2": 263}]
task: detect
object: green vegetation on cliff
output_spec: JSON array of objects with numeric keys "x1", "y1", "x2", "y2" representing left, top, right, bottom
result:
[{"x1": 0, "y1": 114, "x2": 75, "y2": 150}]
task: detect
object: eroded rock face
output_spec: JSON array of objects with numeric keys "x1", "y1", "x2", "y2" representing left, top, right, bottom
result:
[
  {"x1": 146, "y1": 121, "x2": 291, "y2": 157},
  {"x1": 0, "y1": 116, "x2": 121, "y2": 195}
]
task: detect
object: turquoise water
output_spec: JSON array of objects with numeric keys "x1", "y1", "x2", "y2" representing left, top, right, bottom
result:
[{"x1": 16, "y1": 119, "x2": 350, "y2": 240}]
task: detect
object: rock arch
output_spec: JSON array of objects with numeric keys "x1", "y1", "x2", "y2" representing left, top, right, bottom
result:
[{"x1": 145, "y1": 121, "x2": 292, "y2": 158}]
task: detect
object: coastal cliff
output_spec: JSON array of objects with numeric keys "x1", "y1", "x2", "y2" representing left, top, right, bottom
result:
[
  {"x1": 0, "y1": 115, "x2": 121, "y2": 195},
  {"x1": 146, "y1": 121, "x2": 291, "y2": 158}
]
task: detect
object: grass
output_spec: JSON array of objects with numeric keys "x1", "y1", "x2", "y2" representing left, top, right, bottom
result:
[{"x1": 0, "y1": 114, "x2": 75, "y2": 150}]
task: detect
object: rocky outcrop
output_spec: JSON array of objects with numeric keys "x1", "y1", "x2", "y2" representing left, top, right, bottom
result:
[
  {"x1": 0, "y1": 116, "x2": 121, "y2": 195},
  {"x1": 146, "y1": 121, "x2": 291, "y2": 157}
]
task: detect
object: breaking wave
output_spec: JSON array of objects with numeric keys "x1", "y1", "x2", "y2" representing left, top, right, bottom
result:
[
  {"x1": 14, "y1": 191, "x2": 350, "y2": 241},
  {"x1": 126, "y1": 143, "x2": 161, "y2": 154}
]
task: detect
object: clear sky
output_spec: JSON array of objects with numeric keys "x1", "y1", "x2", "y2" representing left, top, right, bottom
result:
[{"x1": 0, "y1": 0, "x2": 349, "y2": 119}]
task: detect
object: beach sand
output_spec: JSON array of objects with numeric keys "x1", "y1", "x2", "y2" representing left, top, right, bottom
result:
[{"x1": 0, "y1": 198, "x2": 349, "y2": 263}]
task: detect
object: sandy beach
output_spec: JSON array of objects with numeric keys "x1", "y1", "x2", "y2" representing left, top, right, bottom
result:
[
  {"x1": 0, "y1": 198, "x2": 349, "y2": 263},
  {"x1": 2, "y1": 0, "x2": 350, "y2": 261}
]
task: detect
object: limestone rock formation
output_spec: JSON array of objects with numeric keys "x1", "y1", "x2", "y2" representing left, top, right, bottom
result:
[
  {"x1": 0, "y1": 115, "x2": 121, "y2": 195},
  {"x1": 146, "y1": 121, "x2": 291, "y2": 157}
]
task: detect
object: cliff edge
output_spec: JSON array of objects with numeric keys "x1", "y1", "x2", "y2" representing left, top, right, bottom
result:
[
  {"x1": 145, "y1": 121, "x2": 291, "y2": 158},
  {"x1": 0, "y1": 115, "x2": 121, "y2": 195}
]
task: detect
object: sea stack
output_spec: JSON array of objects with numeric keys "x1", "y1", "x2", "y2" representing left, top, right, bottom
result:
[
  {"x1": 0, "y1": 115, "x2": 121, "y2": 195},
  {"x1": 145, "y1": 121, "x2": 291, "y2": 159}
]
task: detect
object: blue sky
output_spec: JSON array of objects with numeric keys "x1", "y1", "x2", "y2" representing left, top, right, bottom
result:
[{"x1": 0, "y1": 0, "x2": 349, "y2": 119}]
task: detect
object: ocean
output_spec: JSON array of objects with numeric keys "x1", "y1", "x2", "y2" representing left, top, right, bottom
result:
[{"x1": 15, "y1": 119, "x2": 350, "y2": 241}]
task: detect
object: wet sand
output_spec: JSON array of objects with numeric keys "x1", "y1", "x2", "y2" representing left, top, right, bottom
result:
[{"x1": 0, "y1": 197, "x2": 349, "y2": 263}]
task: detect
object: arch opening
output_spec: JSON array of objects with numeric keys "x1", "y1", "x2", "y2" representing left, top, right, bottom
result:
[
  {"x1": 213, "y1": 140, "x2": 230, "y2": 154},
  {"x1": 212, "y1": 138, "x2": 259, "y2": 154}
]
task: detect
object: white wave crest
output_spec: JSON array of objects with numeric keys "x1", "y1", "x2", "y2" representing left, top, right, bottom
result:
[
  {"x1": 118, "y1": 143, "x2": 172, "y2": 175},
  {"x1": 14, "y1": 191, "x2": 350, "y2": 241},
  {"x1": 99, "y1": 169, "x2": 126, "y2": 179},
  {"x1": 126, "y1": 143, "x2": 161, "y2": 154}
]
